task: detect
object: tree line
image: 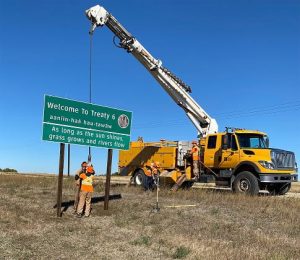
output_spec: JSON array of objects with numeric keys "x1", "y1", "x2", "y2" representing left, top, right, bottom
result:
[{"x1": 0, "y1": 168, "x2": 18, "y2": 173}]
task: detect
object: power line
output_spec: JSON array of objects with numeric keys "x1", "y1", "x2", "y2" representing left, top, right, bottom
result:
[
  {"x1": 215, "y1": 100, "x2": 300, "y2": 117},
  {"x1": 135, "y1": 104, "x2": 300, "y2": 128},
  {"x1": 133, "y1": 100, "x2": 300, "y2": 129},
  {"x1": 220, "y1": 106, "x2": 300, "y2": 120}
]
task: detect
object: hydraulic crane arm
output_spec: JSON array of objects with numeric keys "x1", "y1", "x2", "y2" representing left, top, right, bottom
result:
[{"x1": 86, "y1": 5, "x2": 218, "y2": 137}]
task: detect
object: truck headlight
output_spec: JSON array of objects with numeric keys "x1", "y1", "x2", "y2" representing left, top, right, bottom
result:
[{"x1": 259, "y1": 160, "x2": 275, "y2": 169}]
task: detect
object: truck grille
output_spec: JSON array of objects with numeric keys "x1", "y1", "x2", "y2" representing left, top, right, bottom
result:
[{"x1": 271, "y1": 149, "x2": 295, "y2": 169}]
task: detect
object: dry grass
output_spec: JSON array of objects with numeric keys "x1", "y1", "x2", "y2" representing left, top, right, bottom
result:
[
  {"x1": 291, "y1": 182, "x2": 300, "y2": 193},
  {"x1": 0, "y1": 174, "x2": 299, "y2": 260}
]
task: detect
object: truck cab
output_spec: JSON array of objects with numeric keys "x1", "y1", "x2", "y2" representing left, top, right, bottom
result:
[{"x1": 203, "y1": 128, "x2": 298, "y2": 195}]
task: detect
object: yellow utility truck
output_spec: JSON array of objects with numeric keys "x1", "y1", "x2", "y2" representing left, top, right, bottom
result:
[
  {"x1": 119, "y1": 129, "x2": 297, "y2": 195},
  {"x1": 86, "y1": 5, "x2": 298, "y2": 195}
]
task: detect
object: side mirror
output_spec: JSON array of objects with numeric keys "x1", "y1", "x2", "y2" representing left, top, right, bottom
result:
[{"x1": 265, "y1": 137, "x2": 269, "y2": 148}]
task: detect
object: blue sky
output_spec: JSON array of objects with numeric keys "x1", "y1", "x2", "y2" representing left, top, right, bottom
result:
[{"x1": 0, "y1": 0, "x2": 299, "y2": 174}]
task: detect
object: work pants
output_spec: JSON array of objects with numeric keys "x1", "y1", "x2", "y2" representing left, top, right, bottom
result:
[
  {"x1": 77, "y1": 191, "x2": 92, "y2": 216},
  {"x1": 74, "y1": 184, "x2": 80, "y2": 211},
  {"x1": 143, "y1": 175, "x2": 154, "y2": 191},
  {"x1": 193, "y1": 160, "x2": 200, "y2": 178}
]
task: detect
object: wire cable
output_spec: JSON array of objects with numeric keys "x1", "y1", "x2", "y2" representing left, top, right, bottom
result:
[
  {"x1": 88, "y1": 32, "x2": 93, "y2": 163},
  {"x1": 133, "y1": 100, "x2": 300, "y2": 129}
]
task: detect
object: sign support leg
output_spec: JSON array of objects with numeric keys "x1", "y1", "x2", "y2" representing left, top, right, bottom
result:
[
  {"x1": 67, "y1": 144, "x2": 70, "y2": 177},
  {"x1": 56, "y1": 143, "x2": 65, "y2": 217},
  {"x1": 104, "y1": 148, "x2": 113, "y2": 210}
]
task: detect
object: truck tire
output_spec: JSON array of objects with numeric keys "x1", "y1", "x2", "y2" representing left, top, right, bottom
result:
[
  {"x1": 133, "y1": 169, "x2": 145, "y2": 186},
  {"x1": 233, "y1": 171, "x2": 259, "y2": 195},
  {"x1": 267, "y1": 183, "x2": 291, "y2": 195}
]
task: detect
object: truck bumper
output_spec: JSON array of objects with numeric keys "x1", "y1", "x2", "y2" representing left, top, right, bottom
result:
[{"x1": 259, "y1": 174, "x2": 298, "y2": 183}]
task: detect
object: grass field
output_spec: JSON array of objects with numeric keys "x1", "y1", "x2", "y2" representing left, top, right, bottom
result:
[{"x1": 0, "y1": 174, "x2": 299, "y2": 259}]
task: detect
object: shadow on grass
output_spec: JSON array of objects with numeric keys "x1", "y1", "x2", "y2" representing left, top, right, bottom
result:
[{"x1": 53, "y1": 194, "x2": 122, "y2": 212}]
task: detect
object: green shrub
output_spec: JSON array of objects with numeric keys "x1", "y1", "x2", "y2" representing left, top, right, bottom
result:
[
  {"x1": 131, "y1": 235, "x2": 151, "y2": 246},
  {"x1": 172, "y1": 246, "x2": 190, "y2": 259}
]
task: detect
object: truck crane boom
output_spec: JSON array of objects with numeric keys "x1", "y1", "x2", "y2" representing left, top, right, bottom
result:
[{"x1": 85, "y1": 5, "x2": 218, "y2": 137}]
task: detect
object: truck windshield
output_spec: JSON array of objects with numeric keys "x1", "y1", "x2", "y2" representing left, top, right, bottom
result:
[{"x1": 236, "y1": 134, "x2": 268, "y2": 149}]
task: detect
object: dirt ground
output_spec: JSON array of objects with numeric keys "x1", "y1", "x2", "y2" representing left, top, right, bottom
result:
[{"x1": 0, "y1": 174, "x2": 299, "y2": 259}]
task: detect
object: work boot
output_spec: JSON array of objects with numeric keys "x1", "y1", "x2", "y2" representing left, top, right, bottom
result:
[{"x1": 76, "y1": 213, "x2": 82, "y2": 218}]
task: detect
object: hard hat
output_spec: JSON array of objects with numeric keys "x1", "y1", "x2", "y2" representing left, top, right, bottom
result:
[
  {"x1": 87, "y1": 166, "x2": 94, "y2": 173},
  {"x1": 154, "y1": 161, "x2": 160, "y2": 168}
]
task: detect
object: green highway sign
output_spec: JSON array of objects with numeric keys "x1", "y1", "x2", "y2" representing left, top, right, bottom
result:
[
  {"x1": 42, "y1": 123, "x2": 130, "y2": 150},
  {"x1": 42, "y1": 95, "x2": 132, "y2": 150}
]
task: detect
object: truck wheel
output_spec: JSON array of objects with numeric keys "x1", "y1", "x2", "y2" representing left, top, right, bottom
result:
[
  {"x1": 267, "y1": 183, "x2": 291, "y2": 195},
  {"x1": 233, "y1": 171, "x2": 259, "y2": 195},
  {"x1": 133, "y1": 170, "x2": 145, "y2": 186}
]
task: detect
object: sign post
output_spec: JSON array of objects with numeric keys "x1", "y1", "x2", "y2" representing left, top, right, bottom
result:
[
  {"x1": 67, "y1": 144, "x2": 70, "y2": 177},
  {"x1": 104, "y1": 149, "x2": 113, "y2": 210},
  {"x1": 56, "y1": 143, "x2": 65, "y2": 217}
]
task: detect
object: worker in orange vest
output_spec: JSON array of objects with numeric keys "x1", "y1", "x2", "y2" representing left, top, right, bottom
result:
[
  {"x1": 76, "y1": 165, "x2": 95, "y2": 218},
  {"x1": 191, "y1": 141, "x2": 200, "y2": 180},
  {"x1": 73, "y1": 161, "x2": 87, "y2": 213},
  {"x1": 144, "y1": 162, "x2": 160, "y2": 191}
]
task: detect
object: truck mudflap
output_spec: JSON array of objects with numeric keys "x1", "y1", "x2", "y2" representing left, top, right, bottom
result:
[{"x1": 259, "y1": 174, "x2": 298, "y2": 183}]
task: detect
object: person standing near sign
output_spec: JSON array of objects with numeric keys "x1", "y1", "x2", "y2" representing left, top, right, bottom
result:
[
  {"x1": 76, "y1": 165, "x2": 95, "y2": 218},
  {"x1": 74, "y1": 161, "x2": 87, "y2": 213}
]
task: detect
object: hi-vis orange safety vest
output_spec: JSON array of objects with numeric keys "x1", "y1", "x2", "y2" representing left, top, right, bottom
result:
[
  {"x1": 80, "y1": 173, "x2": 94, "y2": 192},
  {"x1": 191, "y1": 146, "x2": 200, "y2": 161},
  {"x1": 145, "y1": 169, "x2": 152, "y2": 177},
  {"x1": 145, "y1": 165, "x2": 158, "y2": 177}
]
